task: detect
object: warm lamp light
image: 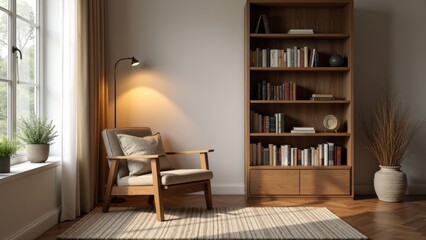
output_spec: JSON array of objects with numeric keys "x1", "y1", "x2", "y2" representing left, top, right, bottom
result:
[{"x1": 114, "y1": 56, "x2": 141, "y2": 128}]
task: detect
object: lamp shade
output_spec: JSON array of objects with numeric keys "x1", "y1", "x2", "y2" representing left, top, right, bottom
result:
[{"x1": 131, "y1": 57, "x2": 140, "y2": 66}]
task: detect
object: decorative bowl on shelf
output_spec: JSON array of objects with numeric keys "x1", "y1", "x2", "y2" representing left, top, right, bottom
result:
[
  {"x1": 329, "y1": 54, "x2": 344, "y2": 67},
  {"x1": 323, "y1": 115, "x2": 340, "y2": 132}
]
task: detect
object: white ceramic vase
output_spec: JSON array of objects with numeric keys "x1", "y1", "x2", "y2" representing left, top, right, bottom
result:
[
  {"x1": 26, "y1": 144, "x2": 50, "y2": 163},
  {"x1": 374, "y1": 165, "x2": 407, "y2": 202}
]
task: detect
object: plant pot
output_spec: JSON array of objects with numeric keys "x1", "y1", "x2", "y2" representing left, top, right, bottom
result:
[
  {"x1": 374, "y1": 165, "x2": 407, "y2": 202},
  {"x1": 0, "y1": 156, "x2": 11, "y2": 173},
  {"x1": 26, "y1": 144, "x2": 50, "y2": 163}
]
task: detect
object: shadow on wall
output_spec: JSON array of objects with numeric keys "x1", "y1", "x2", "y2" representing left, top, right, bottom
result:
[{"x1": 353, "y1": 9, "x2": 391, "y2": 194}]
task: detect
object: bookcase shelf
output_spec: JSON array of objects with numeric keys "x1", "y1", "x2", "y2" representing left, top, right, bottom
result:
[
  {"x1": 250, "y1": 100, "x2": 351, "y2": 104},
  {"x1": 245, "y1": 0, "x2": 354, "y2": 199},
  {"x1": 250, "y1": 133, "x2": 351, "y2": 137},
  {"x1": 250, "y1": 165, "x2": 352, "y2": 170},
  {"x1": 250, "y1": 67, "x2": 350, "y2": 72},
  {"x1": 250, "y1": 33, "x2": 350, "y2": 39}
]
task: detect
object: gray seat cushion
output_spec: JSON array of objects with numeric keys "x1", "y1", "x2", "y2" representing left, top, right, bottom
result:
[{"x1": 117, "y1": 169, "x2": 213, "y2": 186}]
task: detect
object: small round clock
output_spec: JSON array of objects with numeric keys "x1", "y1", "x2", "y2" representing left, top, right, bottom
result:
[{"x1": 323, "y1": 115, "x2": 340, "y2": 132}]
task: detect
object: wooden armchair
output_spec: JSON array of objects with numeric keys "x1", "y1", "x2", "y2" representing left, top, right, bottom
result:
[{"x1": 101, "y1": 128, "x2": 213, "y2": 221}]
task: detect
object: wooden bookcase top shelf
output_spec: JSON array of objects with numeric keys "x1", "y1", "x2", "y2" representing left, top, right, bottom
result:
[
  {"x1": 250, "y1": 67, "x2": 350, "y2": 71},
  {"x1": 250, "y1": 133, "x2": 351, "y2": 137},
  {"x1": 250, "y1": 165, "x2": 352, "y2": 170},
  {"x1": 250, "y1": 33, "x2": 350, "y2": 39},
  {"x1": 250, "y1": 100, "x2": 350, "y2": 104},
  {"x1": 250, "y1": 0, "x2": 352, "y2": 8}
]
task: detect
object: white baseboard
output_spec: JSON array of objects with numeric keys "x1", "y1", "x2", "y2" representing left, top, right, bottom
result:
[
  {"x1": 212, "y1": 184, "x2": 245, "y2": 195},
  {"x1": 9, "y1": 207, "x2": 61, "y2": 240},
  {"x1": 406, "y1": 184, "x2": 426, "y2": 195}
]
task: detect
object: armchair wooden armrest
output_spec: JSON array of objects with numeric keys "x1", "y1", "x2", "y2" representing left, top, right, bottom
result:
[
  {"x1": 106, "y1": 154, "x2": 165, "y2": 160},
  {"x1": 165, "y1": 149, "x2": 214, "y2": 170},
  {"x1": 165, "y1": 149, "x2": 214, "y2": 155}
]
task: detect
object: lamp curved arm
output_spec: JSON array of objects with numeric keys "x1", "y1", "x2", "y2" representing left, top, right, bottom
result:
[{"x1": 113, "y1": 56, "x2": 140, "y2": 128}]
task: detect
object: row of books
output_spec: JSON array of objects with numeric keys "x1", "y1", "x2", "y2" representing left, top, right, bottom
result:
[
  {"x1": 249, "y1": 142, "x2": 345, "y2": 166},
  {"x1": 253, "y1": 80, "x2": 297, "y2": 101},
  {"x1": 250, "y1": 47, "x2": 321, "y2": 68},
  {"x1": 250, "y1": 111, "x2": 285, "y2": 133}
]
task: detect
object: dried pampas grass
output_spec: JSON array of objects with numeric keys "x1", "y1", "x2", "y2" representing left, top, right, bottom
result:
[{"x1": 360, "y1": 90, "x2": 421, "y2": 166}]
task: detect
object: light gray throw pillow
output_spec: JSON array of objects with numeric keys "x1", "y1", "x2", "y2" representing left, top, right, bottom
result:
[{"x1": 116, "y1": 133, "x2": 174, "y2": 176}]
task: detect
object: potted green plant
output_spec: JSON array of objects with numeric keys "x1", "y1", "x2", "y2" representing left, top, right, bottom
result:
[
  {"x1": 0, "y1": 137, "x2": 21, "y2": 173},
  {"x1": 17, "y1": 114, "x2": 58, "y2": 163},
  {"x1": 360, "y1": 90, "x2": 421, "y2": 202}
]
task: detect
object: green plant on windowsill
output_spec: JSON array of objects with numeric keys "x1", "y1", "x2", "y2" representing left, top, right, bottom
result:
[
  {"x1": 0, "y1": 137, "x2": 21, "y2": 173},
  {"x1": 17, "y1": 114, "x2": 58, "y2": 145},
  {"x1": 0, "y1": 137, "x2": 21, "y2": 157},
  {"x1": 17, "y1": 114, "x2": 58, "y2": 163}
]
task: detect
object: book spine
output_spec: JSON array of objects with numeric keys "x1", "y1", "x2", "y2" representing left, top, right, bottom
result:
[
  {"x1": 323, "y1": 143, "x2": 329, "y2": 166},
  {"x1": 328, "y1": 142, "x2": 335, "y2": 166},
  {"x1": 262, "y1": 49, "x2": 267, "y2": 67},
  {"x1": 286, "y1": 48, "x2": 292, "y2": 67},
  {"x1": 335, "y1": 145, "x2": 342, "y2": 165},
  {"x1": 257, "y1": 143, "x2": 262, "y2": 165},
  {"x1": 304, "y1": 46, "x2": 308, "y2": 67}
]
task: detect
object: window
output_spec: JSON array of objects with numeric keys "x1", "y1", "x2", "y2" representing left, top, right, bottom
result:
[{"x1": 0, "y1": 0, "x2": 40, "y2": 163}]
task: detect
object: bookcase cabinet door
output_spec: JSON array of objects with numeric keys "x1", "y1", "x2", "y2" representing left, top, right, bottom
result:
[
  {"x1": 300, "y1": 170, "x2": 350, "y2": 195},
  {"x1": 250, "y1": 170, "x2": 299, "y2": 195}
]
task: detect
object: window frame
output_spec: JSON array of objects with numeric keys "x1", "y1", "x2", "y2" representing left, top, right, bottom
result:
[{"x1": 0, "y1": 0, "x2": 42, "y2": 165}]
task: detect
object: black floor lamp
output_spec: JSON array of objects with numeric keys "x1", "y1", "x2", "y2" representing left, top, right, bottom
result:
[
  {"x1": 114, "y1": 56, "x2": 140, "y2": 128},
  {"x1": 110, "y1": 56, "x2": 140, "y2": 204}
]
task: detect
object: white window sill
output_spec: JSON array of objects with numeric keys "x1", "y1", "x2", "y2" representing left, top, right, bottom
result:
[{"x1": 0, "y1": 157, "x2": 61, "y2": 185}]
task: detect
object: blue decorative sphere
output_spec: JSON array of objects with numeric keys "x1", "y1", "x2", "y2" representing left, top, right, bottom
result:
[{"x1": 329, "y1": 54, "x2": 344, "y2": 67}]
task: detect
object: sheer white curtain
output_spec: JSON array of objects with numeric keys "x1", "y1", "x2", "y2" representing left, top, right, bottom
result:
[
  {"x1": 58, "y1": 0, "x2": 107, "y2": 221},
  {"x1": 59, "y1": 0, "x2": 85, "y2": 221}
]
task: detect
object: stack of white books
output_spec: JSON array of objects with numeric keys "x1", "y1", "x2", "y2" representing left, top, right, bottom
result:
[
  {"x1": 290, "y1": 127, "x2": 315, "y2": 133},
  {"x1": 288, "y1": 29, "x2": 314, "y2": 34}
]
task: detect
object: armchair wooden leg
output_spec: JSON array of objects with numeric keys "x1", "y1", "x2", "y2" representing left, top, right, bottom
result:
[
  {"x1": 204, "y1": 180, "x2": 213, "y2": 210},
  {"x1": 103, "y1": 160, "x2": 119, "y2": 212},
  {"x1": 151, "y1": 158, "x2": 165, "y2": 221},
  {"x1": 153, "y1": 192, "x2": 165, "y2": 221}
]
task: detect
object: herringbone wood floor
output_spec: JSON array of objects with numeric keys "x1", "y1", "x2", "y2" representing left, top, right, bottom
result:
[{"x1": 37, "y1": 195, "x2": 426, "y2": 240}]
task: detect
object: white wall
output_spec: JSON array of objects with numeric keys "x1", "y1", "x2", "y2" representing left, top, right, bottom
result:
[
  {"x1": 0, "y1": 163, "x2": 61, "y2": 240},
  {"x1": 107, "y1": 0, "x2": 426, "y2": 195},
  {"x1": 354, "y1": 0, "x2": 426, "y2": 194},
  {"x1": 107, "y1": 0, "x2": 246, "y2": 194}
]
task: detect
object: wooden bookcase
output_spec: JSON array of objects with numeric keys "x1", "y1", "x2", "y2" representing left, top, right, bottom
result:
[{"x1": 244, "y1": 0, "x2": 354, "y2": 198}]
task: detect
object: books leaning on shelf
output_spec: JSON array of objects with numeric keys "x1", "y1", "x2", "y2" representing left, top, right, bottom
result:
[
  {"x1": 254, "y1": 14, "x2": 270, "y2": 34},
  {"x1": 250, "y1": 111, "x2": 286, "y2": 133},
  {"x1": 310, "y1": 93, "x2": 335, "y2": 101},
  {"x1": 249, "y1": 142, "x2": 345, "y2": 166},
  {"x1": 288, "y1": 29, "x2": 314, "y2": 34},
  {"x1": 255, "y1": 80, "x2": 297, "y2": 101},
  {"x1": 290, "y1": 127, "x2": 315, "y2": 133}
]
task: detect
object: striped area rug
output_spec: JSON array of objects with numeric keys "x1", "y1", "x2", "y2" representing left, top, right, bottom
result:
[{"x1": 58, "y1": 207, "x2": 367, "y2": 239}]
